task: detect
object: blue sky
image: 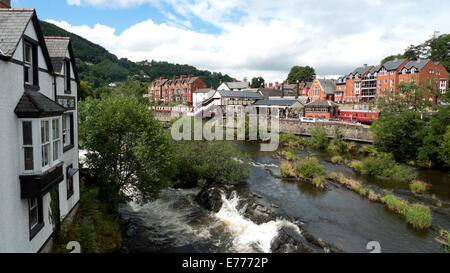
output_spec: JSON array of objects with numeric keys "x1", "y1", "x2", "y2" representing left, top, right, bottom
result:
[{"x1": 11, "y1": 0, "x2": 450, "y2": 82}]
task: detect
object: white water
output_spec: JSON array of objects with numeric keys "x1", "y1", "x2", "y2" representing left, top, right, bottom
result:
[
  {"x1": 214, "y1": 192, "x2": 302, "y2": 253},
  {"x1": 121, "y1": 188, "x2": 302, "y2": 253}
]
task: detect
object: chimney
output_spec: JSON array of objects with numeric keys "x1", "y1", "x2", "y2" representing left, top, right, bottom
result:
[
  {"x1": 219, "y1": 79, "x2": 223, "y2": 85},
  {"x1": 275, "y1": 82, "x2": 279, "y2": 88},
  {"x1": 286, "y1": 80, "x2": 289, "y2": 85},
  {"x1": 180, "y1": 75, "x2": 185, "y2": 80},
  {"x1": 0, "y1": 0, "x2": 11, "y2": 8},
  {"x1": 243, "y1": 77, "x2": 247, "y2": 83},
  {"x1": 269, "y1": 83, "x2": 273, "y2": 88},
  {"x1": 364, "y1": 64, "x2": 367, "y2": 67}
]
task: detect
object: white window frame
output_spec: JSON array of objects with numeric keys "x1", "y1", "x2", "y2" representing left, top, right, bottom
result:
[
  {"x1": 23, "y1": 42, "x2": 33, "y2": 85},
  {"x1": 28, "y1": 198, "x2": 38, "y2": 230}
]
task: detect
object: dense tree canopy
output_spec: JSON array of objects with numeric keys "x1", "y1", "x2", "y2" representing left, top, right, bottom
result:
[
  {"x1": 250, "y1": 77, "x2": 265, "y2": 88},
  {"x1": 286, "y1": 66, "x2": 316, "y2": 83},
  {"x1": 78, "y1": 96, "x2": 174, "y2": 210}
]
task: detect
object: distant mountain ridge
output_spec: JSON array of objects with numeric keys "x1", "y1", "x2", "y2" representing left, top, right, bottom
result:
[{"x1": 39, "y1": 20, "x2": 233, "y2": 89}]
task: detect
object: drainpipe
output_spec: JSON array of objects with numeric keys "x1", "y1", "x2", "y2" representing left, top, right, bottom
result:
[
  {"x1": 281, "y1": 83, "x2": 284, "y2": 98},
  {"x1": 296, "y1": 80, "x2": 299, "y2": 99},
  {"x1": 53, "y1": 74, "x2": 57, "y2": 101}
]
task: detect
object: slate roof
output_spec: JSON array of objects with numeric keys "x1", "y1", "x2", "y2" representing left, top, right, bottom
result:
[
  {"x1": 297, "y1": 96, "x2": 309, "y2": 105},
  {"x1": 15, "y1": 91, "x2": 67, "y2": 118},
  {"x1": 0, "y1": 9, "x2": 34, "y2": 58},
  {"x1": 259, "y1": 88, "x2": 282, "y2": 98},
  {"x1": 223, "y1": 81, "x2": 249, "y2": 90},
  {"x1": 305, "y1": 100, "x2": 339, "y2": 108},
  {"x1": 217, "y1": 90, "x2": 263, "y2": 98},
  {"x1": 383, "y1": 58, "x2": 407, "y2": 71},
  {"x1": 253, "y1": 100, "x2": 298, "y2": 106},
  {"x1": 318, "y1": 79, "x2": 337, "y2": 94},
  {"x1": 402, "y1": 59, "x2": 431, "y2": 72},
  {"x1": 44, "y1": 37, "x2": 70, "y2": 73},
  {"x1": 351, "y1": 65, "x2": 373, "y2": 76},
  {"x1": 194, "y1": 88, "x2": 213, "y2": 94},
  {"x1": 153, "y1": 76, "x2": 199, "y2": 87}
]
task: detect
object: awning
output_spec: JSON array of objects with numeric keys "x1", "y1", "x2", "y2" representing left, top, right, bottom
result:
[
  {"x1": 68, "y1": 168, "x2": 79, "y2": 177},
  {"x1": 15, "y1": 91, "x2": 67, "y2": 118}
]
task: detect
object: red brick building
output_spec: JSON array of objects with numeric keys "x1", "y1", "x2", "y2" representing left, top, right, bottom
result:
[
  {"x1": 335, "y1": 59, "x2": 448, "y2": 103},
  {"x1": 308, "y1": 78, "x2": 337, "y2": 102},
  {"x1": 149, "y1": 75, "x2": 207, "y2": 104}
]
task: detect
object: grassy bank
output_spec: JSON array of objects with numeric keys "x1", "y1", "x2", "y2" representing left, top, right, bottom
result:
[
  {"x1": 281, "y1": 157, "x2": 327, "y2": 189},
  {"x1": 331, "y1": 173, "x2": 432, "y2": 230},
  {"x1": 53, "y1": 178, "x2": 122, "y2": 253}
]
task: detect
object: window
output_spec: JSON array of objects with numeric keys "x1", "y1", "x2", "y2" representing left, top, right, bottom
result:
[
  {"x1": 440, "y1": 80, "x2": 447, "y2": 93},
  {"x1": 437, "y1": 71, "x2": 440, "y2": 76},
  {"x1": 22, "y1": 121, "x2": 34, "y2": 171},
  {"x1": 429, "y1": 69, "x2": 434, "y2": 74},
  {"x1": 66, "y1": 165, "x2": 74, "y2": 199},
  {"x1": 41, "y1": 120, "x2": 50, "y2": 167},
  {"x1": 52, "y1": 119, "x2": 61, "y2": 161},
  {"x1": 28, "y1": 197, "x2": 43, "y2": 239},
  {"x1": 23, "y1": 42, "x2": 33, "y2": 85},
  {"x1": 41, "y1": 118, "x2": 62, "y2": 168},
  {"x1": 64, "y1": 60, "x2": 71, "y2": 93},
  {"x1": 390, "y1": 79, "x2": 394, "y2": 86},
  {"x1": 62, "y1": 114, "x2": 74, "y2": 150}
]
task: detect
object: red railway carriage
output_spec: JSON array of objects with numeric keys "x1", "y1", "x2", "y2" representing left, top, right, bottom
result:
[{"x1": 339, "y1": 109, "x2": 380, "y2": 124}]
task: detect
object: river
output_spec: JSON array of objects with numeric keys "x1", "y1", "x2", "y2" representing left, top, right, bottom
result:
[{"x1": 119, "y1": 141, "x2": 450, "y2": 253}]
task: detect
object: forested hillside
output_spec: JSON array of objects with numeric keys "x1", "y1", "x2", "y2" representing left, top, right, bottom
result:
[{"x1": 39, "y1": 20, "x2": 233, "y2": 90}]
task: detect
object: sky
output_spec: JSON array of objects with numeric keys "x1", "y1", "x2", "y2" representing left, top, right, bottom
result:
[{"x1": 12, "y1": 0, "x2": 450, "y2": 82}]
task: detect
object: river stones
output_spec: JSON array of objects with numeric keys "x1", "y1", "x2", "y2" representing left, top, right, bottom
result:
[
  {"x1": 195, "y1": 186, "x2": 223, "y2": 213},
  {"x1": 271, "y1": 227, "x2": 312, "y2": 253}
]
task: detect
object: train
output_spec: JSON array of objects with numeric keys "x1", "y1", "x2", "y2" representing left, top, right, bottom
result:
[{"x1": 339, "y1": 109, "x2": 380, "y2": 124}]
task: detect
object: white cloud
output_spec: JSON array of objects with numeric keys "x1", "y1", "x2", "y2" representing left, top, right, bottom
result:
[{"x1": 58, "y1": 0, "x2": 450, "y2": 82}]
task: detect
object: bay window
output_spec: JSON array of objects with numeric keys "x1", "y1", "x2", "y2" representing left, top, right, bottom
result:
[{"x1": 19, "y1": 117, "x2": 62, "y2": 173}]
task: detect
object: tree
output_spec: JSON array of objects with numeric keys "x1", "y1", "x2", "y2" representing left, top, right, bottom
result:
[
  {"x1": 78, "y1": 81, "x2": 93, "y2": 100},
  {"x1": 311, "y1": 124, "x2": 329, "y2": 150},
  {"x1": 250, "y1": 77, "x2": 265, "y2": 88},
  {"x1": 78, "y1": 95, "x2": 173, "y2": 211},
  {"x1": 171, "y1": 141, "x2": 249, "y2": 188},
  {"x1": 381, "y1": 54, "x2": 404, "y2": 65},
  {"x1": 286, "y1": 66, "x2": 316, "y2": 83}
]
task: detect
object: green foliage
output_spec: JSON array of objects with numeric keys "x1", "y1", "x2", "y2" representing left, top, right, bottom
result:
[
  {"x1": 417, "y1": 107, "x2": 450, "y2": 168},
  {"x1": 78, "y1": 96, "x2": 173, "y2": 210},
  {"x1": 331, "y1": 155, "x2": 343, "y2": 164},
  {"x1": 281, "y1": 150, "x2": 296, "y2": 161},
  {"x1": 250, "y1": 77, "x2": 265, "y2": 88},
  {"x1": 328, "y1": 127, "x2": 348, "y2": 154},
  {"x1": 286, "y1": 66, "x2": 316, "y2": 83},
  {"x1": 406, "y1": 204, "x2": 432, "y2": 229},
  {"x1": 350, "y1": 155, "x2": 416, "y2": 183},
  {"x1": 371, "y1": 110, "x2": 426, "y2": 162},
  {"x1": 358, "y1": 145, "x2": 378, "y2": 157},
  {"x1": 171, "y1": 141, "x2": 249, "y2": 188},
  {"x1": 311, "y1": 124, "x2": 329, "y2": 150},
  {"x1": 280, "y1": 161, "x2": 297, "y2": 178},
  {"x1": 279, "y1": 133, "x2": 301, "y2": 147},
  {"x1": 296, "y1": 157, "x2": 326, "y2": 180},
  {"x1": 312, "y1": 176, "x2": 326, "y2": 189},
  {"x1": 54, "y1": 182, "x2": 122, "y2": 253},
  {"x1": 382, "y1": 195, "x2": 409, "y2": 216},
  {"x1": 409, "y1": 180, "x2": 430, "y2": 194}
]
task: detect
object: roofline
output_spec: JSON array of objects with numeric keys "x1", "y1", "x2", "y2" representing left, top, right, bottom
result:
[
  {"x1": 44, "y1": 36, "x2": 71, "y2": 40},
  {"x1": 0, "y1": 8, "x2": 35, "y2": 11}
]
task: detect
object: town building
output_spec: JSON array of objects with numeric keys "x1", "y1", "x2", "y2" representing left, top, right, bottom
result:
[
  {"x1": 149, "y1": 75, "x2": 207, "y2": 104},
  {"x1": 193, "y1": 88, "x2": 214, "y2": 107},
  {"x1": 304, "y1": 100, "x2": 339, "y2": 119},
  {"x1": 217, "y1": 79, "x2": 250, "y2": 91},
  {"x1": 0, "y1": 6, "x2": 80, "y2": 253},
  {"x1": 308, "y1": 78, "x2": 337, "y2": 102},
  {"x1": 254, "y1": 99, "x2": 305, "y2": 118}
]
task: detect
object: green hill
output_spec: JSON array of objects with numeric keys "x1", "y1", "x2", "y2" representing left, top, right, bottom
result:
[{"x1": 39, "y1": 20, "x2": 233, "y2": 89}]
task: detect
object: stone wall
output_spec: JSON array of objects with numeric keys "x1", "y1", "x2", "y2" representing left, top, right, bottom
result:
[
  {"x1": 279, "y1": 120, "x2": 372, "y2": 143},
  {"x1": 153, "y1": 111, "x2": 373, "y2": 143}
]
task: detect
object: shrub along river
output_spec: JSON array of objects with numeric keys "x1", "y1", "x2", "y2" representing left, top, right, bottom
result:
[{"x1": 119, "y1": 141, "x2": 450, "y2": 253}]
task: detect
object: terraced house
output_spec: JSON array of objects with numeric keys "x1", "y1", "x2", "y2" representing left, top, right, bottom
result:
[
  {"x1": 149, "y1": 75, "x2": 207, "y2": 104},
  {"x1": 334, "y1": 59, "x2": 448, "y2": 103},
  {"x1": 0, "y1": 6, "x2": 80, "y2": 253}
]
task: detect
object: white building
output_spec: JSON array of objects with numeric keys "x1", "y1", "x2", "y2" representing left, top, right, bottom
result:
[
  {"x1": 192, "y1": 88, "x2": 214, "y2": 107},
  {"x1": 0, "y1": 7, "x2": 80, "y2": 253},
  {"x1": 217, "y1": 81, "x2": 250, "y2": 91}
]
